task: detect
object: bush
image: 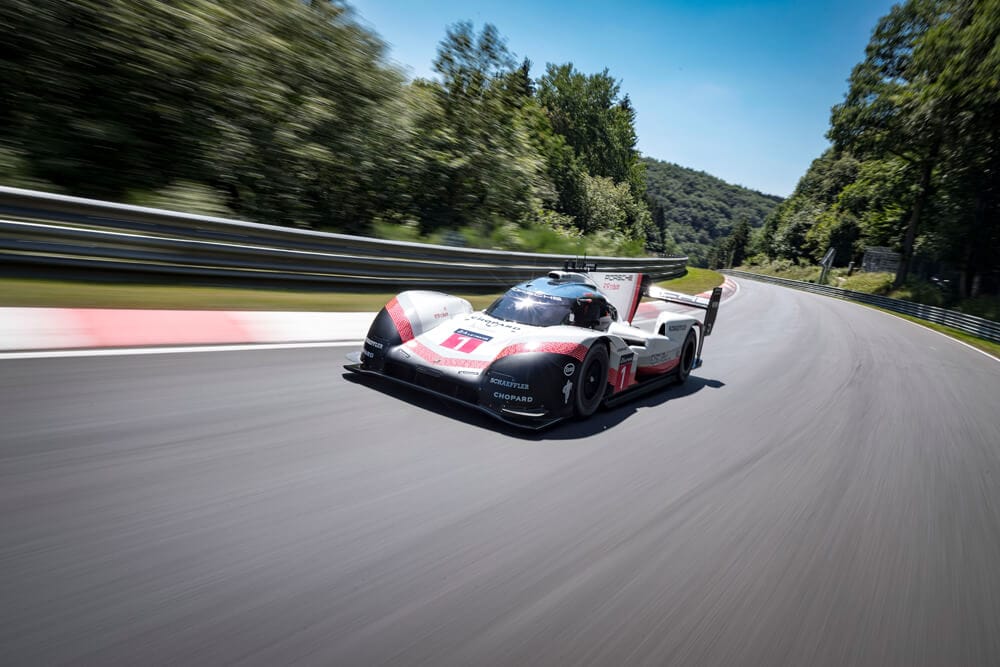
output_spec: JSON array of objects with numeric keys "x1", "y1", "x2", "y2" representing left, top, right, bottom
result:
[
  {"x1": 733, "y1": 259, "x2": 820, "y2": 282},
  {"x1": 841, "y1": 272, "x2": 894, "y2": 295},
  {"x1": 889, "y1": 280, "x2": 945, "y2": 307},
  {"x1": 126, "y1": 182, "x2": 234, "y2": 218},
  {"x1": 372, "y1": 218, "x2": 423, "y2": 243},
  {"x1": 956, "y1": 296, "x2": 1000, "y2": 322},
  {"x1": 370, "y1": 216, "x2": 649, "y2": 257},
  {"x1": 0, "y1": 145, "x2": 60, "y2": 191}
]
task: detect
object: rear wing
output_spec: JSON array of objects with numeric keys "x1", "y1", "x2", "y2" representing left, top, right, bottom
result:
[{"x1": 642, "y1": 278, "x2": 722, "y2": 336}]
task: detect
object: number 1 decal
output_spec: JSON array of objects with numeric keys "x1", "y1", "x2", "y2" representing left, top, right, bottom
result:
[
  {"x1": 440, "y1": 328, "x2": 493, "y2": 354},
  {"x1": 616, "y1": 361, "x2": 631, "y2": 391}
]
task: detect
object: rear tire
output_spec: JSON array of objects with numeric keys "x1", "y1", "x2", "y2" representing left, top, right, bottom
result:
[
  {"x1": 677, "y1": 330, "x2": 697, "y2": 383},
  {"x1": 574, "y1": 343, "x2": 609, "y2": 417}
]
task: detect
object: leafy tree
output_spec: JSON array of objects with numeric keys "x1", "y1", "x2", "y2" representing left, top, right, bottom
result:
[
  {"x1": 829, "y1": 0, "x2": 949, "y2": 285},
  {"x1": 537, "y1": 64, "x2": 645, "y2": 196},
  {"x1": 728, "y1": 218, "x2": 752, "y2": 267},
  {"x1": 760, "y1": 149, "x2": 860, "y2": 264},
  {"x1": 413, "y1": 22, "x2": 550, "y2": 232},
  {"x1": 0, "y1": 0, "x2": 405, "y2": 232},
  {"x1": 581, "y1": 173, "x2": 652, "y2": 240},
  {"x1": 915, "y1": 0, "x2": 1000, "y2": 295}
]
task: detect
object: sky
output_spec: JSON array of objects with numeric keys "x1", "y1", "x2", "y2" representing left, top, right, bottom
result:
[{"x1": 348, "y1": 0, "x2": 898, "y2": 198}]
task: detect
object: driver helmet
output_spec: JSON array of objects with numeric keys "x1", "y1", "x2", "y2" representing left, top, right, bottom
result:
[{"x1": 571, "y1": 293, "x2": 613, "y2": 331}]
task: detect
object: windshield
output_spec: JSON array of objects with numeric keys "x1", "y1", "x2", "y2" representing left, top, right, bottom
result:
[{"x1": 485, "y1": 288, "x2": 575, "y2": 327}]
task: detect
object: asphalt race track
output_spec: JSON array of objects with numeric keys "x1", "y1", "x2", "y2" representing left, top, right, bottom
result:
[{"x1": 2, "y1": 279, "x2": 999, "y2": 666}]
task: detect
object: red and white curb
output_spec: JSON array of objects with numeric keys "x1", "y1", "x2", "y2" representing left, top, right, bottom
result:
[{"x1": 0, "y1": 308, "x2": 375, "y2": 352}]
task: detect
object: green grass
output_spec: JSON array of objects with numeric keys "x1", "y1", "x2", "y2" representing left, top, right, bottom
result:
[
  {"x1": 0, "y1": 278, "x2": 502, "y2": 312},
  {"x1": 737, "y1": 261, "x2": 822, "y2": 283},
  {"x1": 0, "y1": 269, "x2": 721, "y2": 313},
  {"x1": 656, "y1": 267, "x2": 724, "y2": 295}
]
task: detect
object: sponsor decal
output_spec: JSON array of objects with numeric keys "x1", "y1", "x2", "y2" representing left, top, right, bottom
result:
[
  {"x1": 668, "y1": 324, "x2": 687, "y2": 332},
  {"x1": 602, "y1": 274, "x2": 633, "y2": 292},
  {"x1": 471, "y1": 315, "x2": 522, "y2": 331},
  {"x1": 563, "y1": 363, "x2": 576, "y2": 377},
  {"x1": 361, "y1": 349, "x2": 374, "y2": 359},
  {"x1": 562, "y1": 380, "x2": 573, "y2": 404},
  {"x1": 493, "y1": 392, "x2": 533, "y2": 403},
  {"x1": 510, "y1": 288, "x2": 564, "y2": 304},
  {"x1": 646, "y1": 350, "x2": 680, "y2": 366},
  {"x1": 440, "y1": 328, "x2": 493, "y2": 353},
  {"x1": 638, "y1": 349, "x2": 681, "y2": 374},
  {"x1": 433, "y1": 308, "x2": 449, "y2": 319},
  {"x1": 364, "y1": 337, "x2": 384, "y2": 350},
  {"x1": 489, "y1": 376, "x2": 530, "y2": 390}
]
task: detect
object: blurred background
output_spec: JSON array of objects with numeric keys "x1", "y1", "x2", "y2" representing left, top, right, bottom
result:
[{"x1": 0, "y1": 0, "x2": 997, "y2": 315}]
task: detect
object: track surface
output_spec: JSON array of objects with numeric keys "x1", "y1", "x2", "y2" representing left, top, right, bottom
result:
[{"x1": 2, "y1": 280, "x2": 999, "y2": 666}]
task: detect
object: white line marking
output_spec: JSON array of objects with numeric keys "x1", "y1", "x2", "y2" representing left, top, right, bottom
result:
[
  {"x1": 859, "y1": 307, "x2": 999, "y2": 363},
  {"x1": 0, "y1": 340, "x2": 363, "y2": 360}
]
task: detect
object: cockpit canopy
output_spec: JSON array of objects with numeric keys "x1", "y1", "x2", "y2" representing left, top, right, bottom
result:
[{"x1": 485, "y1": 277, "x2": 616, "y2": 329}]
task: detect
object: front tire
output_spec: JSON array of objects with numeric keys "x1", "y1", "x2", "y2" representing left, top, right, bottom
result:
[
  {"x1": 677, "y1": 330, "x2": 697, "y2": 383},
  {"x1": 574, "y1": 343, "x2": 609, "y2": 417}
]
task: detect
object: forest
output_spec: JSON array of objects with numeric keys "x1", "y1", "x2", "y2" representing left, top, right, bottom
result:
[
  {"x1": 644, "y1": 158, "x2": 782, "y2": 267},
  {"x1": 751, "y1": 0, "x2": 999, "y2": 298},
  {"x1": 0, "y1": 1, "x2": 657, "y2": 257}
]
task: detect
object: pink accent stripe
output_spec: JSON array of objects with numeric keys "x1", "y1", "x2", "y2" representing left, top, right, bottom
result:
[
  {"x1": 73, "y1": 309, "x2": 251, "y2": 347},
  {"x1": 636, "y1": 358, "x2": 680, "y2": 376},
  {"x1": 386, "y1": 298, "x2": 414, "y2": 342},
  {"x1": 495, "y1": 341, "x2": 588, "y2": 362}
]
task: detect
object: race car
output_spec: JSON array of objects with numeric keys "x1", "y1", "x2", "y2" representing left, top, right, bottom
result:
[{"x1": 345, "y1": 262, "x2": 722, "y2": 429}]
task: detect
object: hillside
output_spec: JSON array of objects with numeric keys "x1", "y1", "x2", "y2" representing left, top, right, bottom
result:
[{"x1": 644, "y1": 158, "x2": 782, "y2": 266}]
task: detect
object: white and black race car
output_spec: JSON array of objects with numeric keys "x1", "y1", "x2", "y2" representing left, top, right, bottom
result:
[{"x1": 346, "y1": 263, "x2": 721, "y2": 429}]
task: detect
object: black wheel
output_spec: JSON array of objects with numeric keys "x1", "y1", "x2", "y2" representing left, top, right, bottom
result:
[
  {"x1": 677, "y1": 330, "x2": 697, "y2": 383},
  {"x1": 574, "y1": 343, "x2": 609, "y2": 417}
]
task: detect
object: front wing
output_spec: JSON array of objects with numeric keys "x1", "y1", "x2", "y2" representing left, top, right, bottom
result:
[{"x1": 345, "y1": 348, "x2": 582, "y2": 430}]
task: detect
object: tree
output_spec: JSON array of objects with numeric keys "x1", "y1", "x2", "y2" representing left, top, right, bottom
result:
[
  {"x1": 412, "y1": 22, "x2": 549, "y2": 232},
  {"x1": 829, "y1": 0, "x2": 949, "y2": 285},
  {"x1": 728, "y1": 218, "x2": 752, "y2": 267},
  {"x1": 915, "y1": 0, "x2": 1000, "y2": 295},
  {"x1": 0, "y1": 0, "x2": 405, "y2": 232},
  {"x1": 537, "y1": 64, "x2": 644, "y2": 195}
]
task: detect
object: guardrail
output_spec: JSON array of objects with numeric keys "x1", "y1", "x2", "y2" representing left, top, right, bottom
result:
[
  {"x1": 0, "y1": 186, "x2": 688, "y2": 288},
  {"x1": 723, "y1": 269, "x2": 1000, "y2": 344}
]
